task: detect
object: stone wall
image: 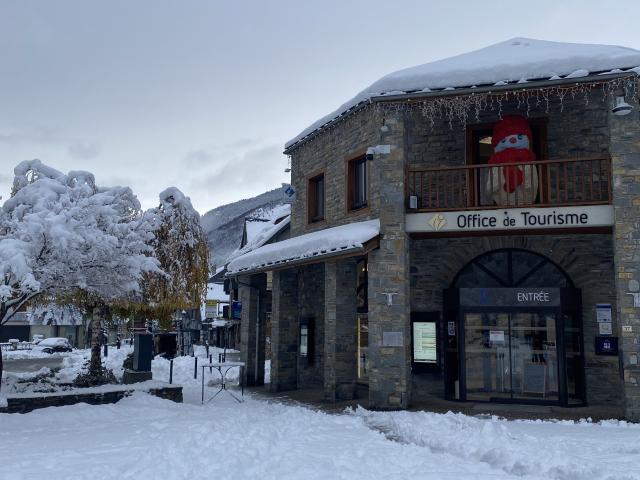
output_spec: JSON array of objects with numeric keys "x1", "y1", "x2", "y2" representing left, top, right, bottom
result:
[
  {"x1": 270, "y1": 268, "x2": 299, "y2": 392},
  {"x1": 289, "y1": 106, "x2": 381, "y2": 236},
  {"x1": 406, "y1": 91, "x2": 610, "y2": 169},
  {"x1": 298, "y1": 263, "x2": 325, "y2": 389},
  {"x1": 1, "y1": 385, "x2": 183, "y2": 414},
  {"x1": 609, "y1": 94, "x2": 640, "y2": 421},
  {"x1": 324, "y1": 260, "x2": 357, "y2": 401},
  {"x1": 410, "y1": 233, "x2": 623, "y2": 409},
  {"x1": 366, "y1": 111, "x2": 412, "y2": 409}
]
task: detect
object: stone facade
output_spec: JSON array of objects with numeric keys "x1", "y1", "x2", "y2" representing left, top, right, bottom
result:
[
  {"x1": 610, "y1": 96, "x2": 640, "y2": 421},
  {"x1": 255, "y1": 78, "x2": 640, "y2": 415},
  {"x1": 409, "y1": 234, "x2": 622, "y2": 410}
]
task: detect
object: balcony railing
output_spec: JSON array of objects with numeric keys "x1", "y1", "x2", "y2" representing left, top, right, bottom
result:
[{"x1": 407, "y1": 156, "x2": 611, "y2": 212}]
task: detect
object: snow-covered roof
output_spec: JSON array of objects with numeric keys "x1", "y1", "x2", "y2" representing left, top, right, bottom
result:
[
  {"x1": 227, "y1": 219, "x2": 380, "y2": 274},
  {"x1": 285, "y1": 37, "x2": 640, "y2": 151},
  {"x1": 206, "y1": 283, "x2": 228, "y2": 302},
  {"x1": 226, "y1": 204, "x2": 291, "y2": 264}
]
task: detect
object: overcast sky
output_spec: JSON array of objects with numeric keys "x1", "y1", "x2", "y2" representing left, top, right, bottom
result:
[{"x1": 1, "y1": 0, "x2": 639, "y2": 214}]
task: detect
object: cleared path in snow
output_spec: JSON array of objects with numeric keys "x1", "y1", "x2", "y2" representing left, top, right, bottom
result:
[{"x1": 2, "y1": 388, "x2": 640, "y2": 480}]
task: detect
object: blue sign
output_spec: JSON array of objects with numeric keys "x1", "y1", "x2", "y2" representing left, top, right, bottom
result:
[
  {"x1": 595, "y1": 336, "x2": 618, "y2": 356},
  {"x1": 231, "y1": 301, "x2": 242, "y2": 320},
  {"x1": 284, "y1": 186, "x2": 295, "y2": 198}
]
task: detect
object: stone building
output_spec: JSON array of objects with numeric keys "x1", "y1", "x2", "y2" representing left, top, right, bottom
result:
[{"x1": 227, "y1": 38, "x2": 640, "y2": 419}]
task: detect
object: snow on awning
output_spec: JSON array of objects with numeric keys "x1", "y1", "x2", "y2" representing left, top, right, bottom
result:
[
  {"x1": 285, "y1": 37, "x2": 640, "y2": 151},
  {"x1": 226, "y1": 219, "x2": 380, "y2": 275}
]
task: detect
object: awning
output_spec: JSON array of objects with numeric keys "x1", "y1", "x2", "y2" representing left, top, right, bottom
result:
[{"x1": 226, "y1": 219, "x2": 380, "y2": 275}]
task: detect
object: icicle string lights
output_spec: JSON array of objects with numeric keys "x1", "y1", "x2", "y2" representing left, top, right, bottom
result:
[
  {"x1": 376, "y1": 76, "x2": 639, "y2": 130},
  {"x1": 288, "y1": 76, "x2": 640, "y2": 154}
]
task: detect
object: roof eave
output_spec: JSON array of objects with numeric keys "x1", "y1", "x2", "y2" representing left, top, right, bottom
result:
[
  {"x1": 283, "y1": 71, "x2": 636, "y2": 154},
  {"x1": 226, "y1": 235, "x2": 380, "y2": 277},
  {"x1": 369, "y1": 71, "x2": 635, "y2": 103}
]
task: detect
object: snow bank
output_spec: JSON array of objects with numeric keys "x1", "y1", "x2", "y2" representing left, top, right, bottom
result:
[
  {"x1": 3, "y1": 393, "x2": 640, "y2": 479},
  {"x1": 227, "y1": 219, "x2": 379, "y2": 274},
  {"x1": 353, "y1": 408, "x2": 640, "y2": 480},
  {"x1": 286, "y1": 37, "x2": 640, "y2": 149}
]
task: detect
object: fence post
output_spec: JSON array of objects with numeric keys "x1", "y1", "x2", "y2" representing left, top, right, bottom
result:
[
  {"x1": 194, "y1": 356, "x2": 198, "y2": 379},
  {"x1": 209, "y1": 354, "x2": 213, "y2": 373},
  {"x1": 169, "y1": 359, "x2": 173, "y2": 384}
]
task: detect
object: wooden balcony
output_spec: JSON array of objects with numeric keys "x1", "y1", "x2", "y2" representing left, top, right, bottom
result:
[{"x1": 407, "y1": 157, "x2": 612, "y2": 212}]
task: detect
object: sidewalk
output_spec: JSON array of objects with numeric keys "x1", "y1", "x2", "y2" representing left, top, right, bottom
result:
[{"x1": 249, "y1": 385, "x2": 624, "y2": 421}]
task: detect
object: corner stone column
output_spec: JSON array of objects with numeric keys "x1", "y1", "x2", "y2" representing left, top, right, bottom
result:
[
  {"x1": 610, "y1": 99, "x2": 640, "y2": 421},
  {"x1": 270, "y1": 268, "x2": 299, "y2": 392},
  {"x1": 367, "y1": 109, "x2": 412, "y2": 409},
  {"x1": 239, "y1": 273, "x2": 267, "y2": 387},
  {"x1": 324, "y1": 260, "x2": 358, "y2": 402}
]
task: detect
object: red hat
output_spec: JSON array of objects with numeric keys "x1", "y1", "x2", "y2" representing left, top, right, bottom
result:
[{"x1": 491, "y1": 115, "x2": 532, "y2": 149}]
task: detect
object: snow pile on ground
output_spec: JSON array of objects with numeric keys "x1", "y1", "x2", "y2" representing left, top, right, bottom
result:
[
  {"x1": 227, "y1": 218, "x2": 380, "y2": 274},
  {"x1": 1, "y1": 346, "x2": 133, "y2": 395},
  {"x1": 2, "y1": 392, "x2": 640, "y2": 480},
  {"x1": 353, "y1": 408, "x2": 640, "y2": 480},
  {"x1": 286, "y1": 37, "x2": 640, "y2": 149}
]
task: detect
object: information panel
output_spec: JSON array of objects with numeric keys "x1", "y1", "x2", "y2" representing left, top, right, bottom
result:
[{"x1": 413, "y1": 322, "x2": 437, "y2": 363}]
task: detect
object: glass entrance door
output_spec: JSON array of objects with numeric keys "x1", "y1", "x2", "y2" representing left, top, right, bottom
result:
[{"x1": 463, "y1": 311, "x2": 560, "y2": 403}]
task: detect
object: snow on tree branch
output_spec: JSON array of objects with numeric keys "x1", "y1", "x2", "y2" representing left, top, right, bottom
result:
[{"x1": 0, "y1": 159, "x2": 161, "y2": 325}]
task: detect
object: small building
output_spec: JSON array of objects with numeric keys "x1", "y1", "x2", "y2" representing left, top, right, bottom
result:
[
  {"x1": 212, "y1": 205, "x2": 291, "y2": 350},
  {"x1": 227, "y1": 38, "x2": 640, "y2": 419}
]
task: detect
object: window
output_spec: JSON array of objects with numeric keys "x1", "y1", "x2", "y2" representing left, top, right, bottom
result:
[
  {"x1": 307, "y1": 174, "x2": 325, "y2": 223},
  {"x1": 467, "y1": 119, "x2": 548, "y2": 207},
  {"x1": 348, "y1": 157, "x2": 368, "y2": 210}
]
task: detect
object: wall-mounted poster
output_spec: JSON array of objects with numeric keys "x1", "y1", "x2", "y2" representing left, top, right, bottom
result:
[{"x1": 413, "y1": 322, "x2": 437, "y2": 363}]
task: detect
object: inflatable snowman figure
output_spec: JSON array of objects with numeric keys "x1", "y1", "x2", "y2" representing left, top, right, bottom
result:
[{"x1": 486, "y1": 115, "x2": 538, "y2": 206}]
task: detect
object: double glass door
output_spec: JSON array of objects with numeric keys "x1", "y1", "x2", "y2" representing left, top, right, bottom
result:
[{"x1": 464, "y1": 311, "x2": 559, "y2": 402}]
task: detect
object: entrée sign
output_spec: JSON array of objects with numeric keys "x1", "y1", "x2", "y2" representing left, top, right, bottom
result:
[{"x1": 406, "y1": 205, "x2": 614, "y2": 233}]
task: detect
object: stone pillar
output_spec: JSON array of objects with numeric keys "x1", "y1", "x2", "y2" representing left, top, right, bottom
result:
[
  {"x1": 367, "y1": 110, "x2": 412, "y2": 409},
  {"x1": 239, "y1": 273, "x2": 267, "y2": 387},
  {"x1": 610, "y1": 96, "x2": 640, "y2": 421},
  {"x1": 270, "y1": 268, "x2": 299, "y2": 392},
  {"x1": 324, "y1": 259, "x2": 358, "y2": 401}
]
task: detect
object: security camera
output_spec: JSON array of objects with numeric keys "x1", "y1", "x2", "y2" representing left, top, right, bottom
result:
[{"x1": 366, "y1": 145, "x2": 391, "y2": 158}]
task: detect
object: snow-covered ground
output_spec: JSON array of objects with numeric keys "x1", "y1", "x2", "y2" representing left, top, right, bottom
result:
[{"x1": 2, "y1": 348, "x2": 640, "y2": 480}]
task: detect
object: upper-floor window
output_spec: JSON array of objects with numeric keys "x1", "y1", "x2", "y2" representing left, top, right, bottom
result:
[
  {"x1": 307, "y1": 173, "x2": 325, "y2": 223},
  {"x1": 348, "y1": 156, "x2": 368, "y2": 211}
]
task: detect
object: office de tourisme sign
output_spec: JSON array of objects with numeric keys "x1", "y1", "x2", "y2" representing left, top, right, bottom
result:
[{"x1": 406, "y1": 205, "x2": 614, "y2": 234}]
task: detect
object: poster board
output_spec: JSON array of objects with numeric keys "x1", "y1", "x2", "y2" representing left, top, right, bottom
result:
[{"x1": 412, "y1": 322, "x2": 437, "y2": 364}]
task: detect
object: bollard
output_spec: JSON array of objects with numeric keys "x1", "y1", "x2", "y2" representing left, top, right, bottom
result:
[
  {"x1": 169, "y1": 359, "x2": 173, "y2": 384},
  {"x1": 209, "y1": 354, "x2": 213, "y2": 373},
  {"x1": 103, "y1": 344, "x2": 108, "y2": 357},
  {"x1": 194, "y1": 356, "x2": 198, "y2": 379}
]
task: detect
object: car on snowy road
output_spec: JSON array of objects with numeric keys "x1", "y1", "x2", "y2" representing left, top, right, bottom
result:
[{"x1": 35, "y1": 337, "x2": 73, "y2": 354}]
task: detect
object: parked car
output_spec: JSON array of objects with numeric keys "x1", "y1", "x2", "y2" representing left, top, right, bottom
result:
[{"x1": 36, "y1": 337, "x2": 73, "y2": 354}]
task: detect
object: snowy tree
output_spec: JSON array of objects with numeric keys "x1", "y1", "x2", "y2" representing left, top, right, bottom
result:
[
  {"x1": 134, "y1": 187, "x2": 210, "y2": 329},
  {"x1": 0, "y1": 160, "x2": 159, "y2": 386}
]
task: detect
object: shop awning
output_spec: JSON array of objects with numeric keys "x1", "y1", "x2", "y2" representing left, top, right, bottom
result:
[{"x1": 226, "y1": 219, "x2": 380, "y2": 275}]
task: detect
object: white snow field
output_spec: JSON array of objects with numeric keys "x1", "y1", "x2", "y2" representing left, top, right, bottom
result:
[{"x1": 2, "y1": 350, "x2": 640, "y2": 480}]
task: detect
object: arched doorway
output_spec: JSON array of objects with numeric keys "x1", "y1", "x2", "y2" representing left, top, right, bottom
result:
[{"x1": 444, "y1": 249, "x2": 585, "y2": 406}]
